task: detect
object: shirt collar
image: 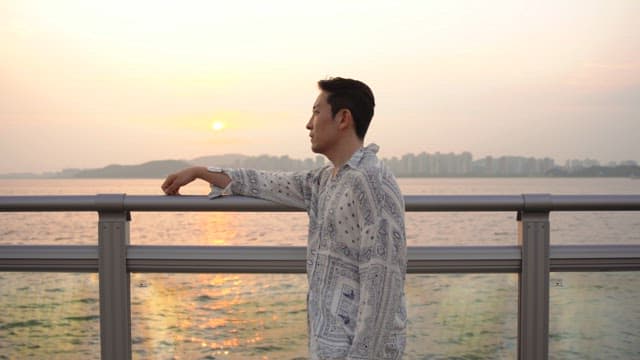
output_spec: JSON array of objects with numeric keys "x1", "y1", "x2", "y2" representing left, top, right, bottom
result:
[{"x1": 346, "y1": 143, "x2": 379, "y2": 169}]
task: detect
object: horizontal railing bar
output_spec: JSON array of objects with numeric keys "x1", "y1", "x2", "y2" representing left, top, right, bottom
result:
[
  {"x1": 127, "y1": 245, "x2": 307, "y2": 260},
  {"x1": 2, "y1": 245, "x2": 639, "y2": 273},
  {"x1": 0, "y1": 195, "x2": 104, "y2": 212},
  {"x1": 126, "y1": 245, "x2": 525, "y2": 273},
  {"x1": 405, "y1": 195, "x2": 525, "y2": 211},
  {"x1": 408, "y1": 246, "x2": 521, "y2": 260},
  {"x1": 408, "y1": 246, "x2": 522, "y2": 273},
  {"x1": 125, "y1": 195, "x2": 301, "y2": 212},
  {"x1": 550, "y1": 245, "x2": 640, "y2": 259},
  {"x1": 550, "y1": 245, "x2": 640, "y2": 271},
  {"x1": 2, "y1": 194, "x2": 640, "y2": 212},
  {"x1": 127, "y1": 259, "x2": 307, "y2": 273},
  {"x1": 5, "y1": 244, "x2": 638, "y2": 260},
  {"x1": 3, "y1": 259, "x2": 638, "y2": 273},
  {"x1": 0, "y1": 245, "x2": 98, "y2": 258},
  {"x1": 551, "y1": 259, "x2": 640, "y2": 272},
  {"x1": 128, "y1": 246, "x2": 307, "y2": 273},
  {"x1": 0, "y1": 246, "x2": 98, "y2": 272},
  {"x1": 550, "y1": 195, "x2": 640, "y2": 211},
  {"x1": 126, "y1": 259, "x2": 524, "y2": 273},
  {"x1": 408, "y1": 260, "x2": 521, "y2": 273},
  {"x1": 0, "y1": 259, "x2": 98, "y2": 272}
]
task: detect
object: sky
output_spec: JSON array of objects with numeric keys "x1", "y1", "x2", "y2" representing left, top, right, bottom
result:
[{"x1": 1, "y1": 0, "x2": 639, "y2": 173}]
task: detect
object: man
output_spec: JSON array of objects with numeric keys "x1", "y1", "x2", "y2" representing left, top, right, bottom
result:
[{"x1": 162, "y1": 77, "x2": 407, "y2": 359}]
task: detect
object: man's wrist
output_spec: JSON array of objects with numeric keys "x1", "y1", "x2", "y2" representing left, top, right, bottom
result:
[
  {"x1": 194, "y1": 166, "x2": 208, "y2": 180},
  {"x1": 205, "y1": 167, "x2": 232, "y2": 188}
]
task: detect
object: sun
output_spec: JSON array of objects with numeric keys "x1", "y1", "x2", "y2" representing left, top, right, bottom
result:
[{"x1": 211, "y1": 121, "x2": 225, "y2": 132}]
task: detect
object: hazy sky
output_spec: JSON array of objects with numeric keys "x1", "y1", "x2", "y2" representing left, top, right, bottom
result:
[{"x1": 2, "y1": 0, "x2": 639, "y2": 173}]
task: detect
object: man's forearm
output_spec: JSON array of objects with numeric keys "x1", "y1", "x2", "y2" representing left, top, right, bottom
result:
[{"x1": 192, "y1": 166, "x2": 232, "y2": 188}]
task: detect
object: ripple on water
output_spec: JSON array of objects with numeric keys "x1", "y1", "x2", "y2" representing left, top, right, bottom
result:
[
  {"x1": 16, "y1": 302, "x2": 60, "y2": 309},
  {"x1": 44, "y1": 288, "x2": 64, "y2": 293},
  {"x1": 64, "y1": 315, "x2": 100, "y2": 322},
  {"x1": 195, "y1": 294, "x2": 219, "y2": 302},
  {"x1": 0, "y1": 319, "x2": 47, "y2": 330},
  {"x1": 72, "y1": 298, "x2": 98, "y2": 304}
]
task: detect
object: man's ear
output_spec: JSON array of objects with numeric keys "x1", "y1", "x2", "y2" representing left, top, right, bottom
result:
[{"x1": 337, "y1": 109, "x2": 353, "y2": 131}]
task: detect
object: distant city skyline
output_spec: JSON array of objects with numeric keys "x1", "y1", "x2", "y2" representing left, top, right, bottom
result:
[
  {"x1": 1, "y1": 148, "x2": 637, "y2": 177},
  {"x1": 2, "y1": 1, "x2": 639, "y2": 173}
]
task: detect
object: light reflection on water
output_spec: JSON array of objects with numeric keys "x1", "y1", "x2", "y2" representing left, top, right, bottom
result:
[
  {"x1": 1, "y1": 178, "x2": 639, "y2": 358},
  {"x1": 0, "y1": 272, "x2": 100, "y2": 359},
  {"x1": 130, "y1": 273, "x2": 308, "y2": 359}
]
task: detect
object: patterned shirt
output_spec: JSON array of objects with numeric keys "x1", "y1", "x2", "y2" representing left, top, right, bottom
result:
[{"x1": 209, "y1": 144, "x2": 407, "y2": 360}]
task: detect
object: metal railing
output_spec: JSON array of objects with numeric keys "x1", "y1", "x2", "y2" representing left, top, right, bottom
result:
[{"x1": 1, "y1": 193, "x2": 640, "y2": 360}]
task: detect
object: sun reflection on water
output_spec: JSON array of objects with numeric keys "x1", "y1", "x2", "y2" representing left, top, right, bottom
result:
[
  {"x1": 201, "y1": 212, "x2": 238, "y2": 245},
  {"x1": 130, "y1": 272, "x2": 308, "y2": 359}
]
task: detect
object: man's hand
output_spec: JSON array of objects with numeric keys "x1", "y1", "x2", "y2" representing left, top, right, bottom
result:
[
  {"x1": 161, "y1": 166, "x2": 232, "y2": 195},
  {"x1": 161, "y1": 167, "x2": 200, "y2": 195}
]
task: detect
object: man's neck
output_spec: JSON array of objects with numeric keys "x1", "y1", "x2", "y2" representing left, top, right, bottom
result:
[{"x1": 325, "y1": 137, "x2": 364, "y2": 176}]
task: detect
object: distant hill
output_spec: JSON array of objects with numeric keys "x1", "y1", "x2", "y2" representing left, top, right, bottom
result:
[
  {"x1": 2, "y1": 153, "x2": 638, "y2": 179},
  {"x1": 0, "y1": 172, "x2": 43, "y2": 179},
  {"x1": 546, "y1": 165, "x2": 640, "y2": 177},
  {"x1": 73, "y1": 160, "x2": 192, "y2": 178},
  {"x1": 190, "y1": 154, "x2": 248, "y2": 167}
]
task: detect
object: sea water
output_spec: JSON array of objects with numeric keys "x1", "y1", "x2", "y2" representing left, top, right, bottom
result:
[{"x1": 1, "y1": 178, "x2": 639, "y2": 359}]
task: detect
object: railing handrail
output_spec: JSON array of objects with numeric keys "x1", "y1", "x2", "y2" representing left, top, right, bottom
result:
[
  {"x1": 2, "y1": 193, "x2": 640, "y2": 212},
  {"x1": 2, "y1": 244, "x2": 639, "y2": 274}
]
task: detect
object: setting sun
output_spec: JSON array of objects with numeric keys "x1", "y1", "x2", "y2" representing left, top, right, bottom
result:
[{"x1": 211, "y1": 121, "x2": 225, "y2": 132}]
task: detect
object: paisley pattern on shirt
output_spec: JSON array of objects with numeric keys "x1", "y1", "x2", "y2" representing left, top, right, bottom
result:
[{"x1": 210, "y1": 144, "x2": 407, "y2": 360}]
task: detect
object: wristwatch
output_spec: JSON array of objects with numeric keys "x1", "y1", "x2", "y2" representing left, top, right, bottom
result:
[
  {"x1": 207, "y1": 167, "x2": 224, "y2": 173},
  {"x1": 207, "y1": 167, "x2": 233, "y2": 198}
]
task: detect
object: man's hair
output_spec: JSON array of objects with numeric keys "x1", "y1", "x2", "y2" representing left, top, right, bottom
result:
[{"x1": 318, "y1": 77, "x2": 375, "y2": 140}]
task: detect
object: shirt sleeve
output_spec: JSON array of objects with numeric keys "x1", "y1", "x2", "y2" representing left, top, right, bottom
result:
[
  {"x1": 348, "y1": 172, "x2": 407, "y2": 360},
  {"x1": 208, "y1": 167, "x2": 320, "y2": 211}
]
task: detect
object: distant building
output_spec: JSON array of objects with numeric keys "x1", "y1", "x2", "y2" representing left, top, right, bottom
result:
[{"x1": 565, "y1": 158, "x2": 600, "y2": 171}]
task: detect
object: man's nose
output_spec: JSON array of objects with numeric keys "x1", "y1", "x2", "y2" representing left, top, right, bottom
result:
[{"x1": 306, "y1": 118, "x2": 313, "y2": 130}]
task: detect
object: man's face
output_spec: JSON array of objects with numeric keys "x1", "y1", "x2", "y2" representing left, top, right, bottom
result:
[{"x1": 306, "y1": 91, "x2": 340, "y2": 154}]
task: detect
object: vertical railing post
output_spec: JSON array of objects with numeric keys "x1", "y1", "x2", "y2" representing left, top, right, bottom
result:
[
  {"x1": 97, "y1": 194, "x2": 132, "y2": 360},
  {"x1": 517, "y1": 194, "x2": 550, "y2": 360}
]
